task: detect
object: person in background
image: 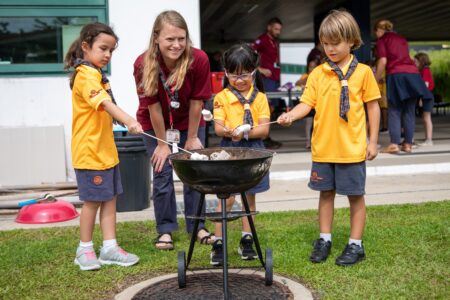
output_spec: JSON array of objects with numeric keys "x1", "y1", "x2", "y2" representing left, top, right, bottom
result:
[
  {"x1": 210, "y1": 43, "x2": 271, "y2": 265},
  {"x1": 374, "y1": 19, "x2": 433, "y2": 153},
  {"x1": 252, "y1": 17, "x2": 283, "y2": 149},
  {"x1": 278, "y1": 10, "x2": 380, "y2": 266},
  {"x1": 295, "y1": 57, "x2": 321, "y2": 149},
  {"x1": 414, "y1": 52, "x2": 435, "y2": 146},
  {"x1": 133, "y1": 10, "x2": 214, "y2": 250},
  {"x1": 64, "y1": 22, "x2": 143, "y2": 271}
]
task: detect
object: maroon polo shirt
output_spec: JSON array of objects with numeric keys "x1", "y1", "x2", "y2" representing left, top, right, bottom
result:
[
  {"x1": 252, "y1": 33, "x2": 280, "y2": 81},
  {"x1": 420, "y1": 67, "x2": 434, "y2": 91},
  {"x1": 376, "y1": 31, "x2": 418, "y2": 75},
  {"x1": 133, "y1": 48, "x2": 211, "y2": 131}
]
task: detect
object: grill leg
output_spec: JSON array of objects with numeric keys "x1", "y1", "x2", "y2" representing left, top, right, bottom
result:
[
  {"x1": 221, "y1": 197, "x2": 230, "y2": 300},
  {"x1": 241, "y1": 192, "x2": 265, "y2": 268},
  {"x1": 186, "y1": 193, "x2": 205, "y2": 267}
]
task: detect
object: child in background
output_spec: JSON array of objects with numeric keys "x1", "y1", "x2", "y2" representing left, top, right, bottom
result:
[
  {"x1": 211, "y1": 43, "x2": 271, "y2": 265},
  {"x1": 64, "y1": 22, "x2": 143, "y2": 271},
  {"x1": 414, "y1": 52, "x2": 435, "y2": 146},
  {"x1": 295, "y1": 57, "x2": 321, "y2": 149},
  {"x1": 278, "y1": 10, "x2": 380, "y2": 266}
]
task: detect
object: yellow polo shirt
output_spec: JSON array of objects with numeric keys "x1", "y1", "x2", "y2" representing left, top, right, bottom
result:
[
  {"x1": 301, "y1": 56, "x2": 380, "y2": 163},
  {"x1": 213, "y1": 86, "x2": 271, "y2": 129},
  {"x1": 71, "y1": 65, "x2": 119, "y2": 170}
]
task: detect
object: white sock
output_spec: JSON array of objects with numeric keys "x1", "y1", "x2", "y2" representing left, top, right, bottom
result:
[
  {"x1": 79, "y1": 240, "x2": 94, "y2": 249},
  {"x1": 349, "y1": 238, "x2": 362, "y2": 247},
  {"x1": 102, "y1": 239, "x2": 118, "y2": 250},
  {"x1": 214, "y1": 236, "x2": 223, "y2": 241},
  {"x1": 242, "y1": 231, "x2": 252, "y2": 237},
  {"x1": 320, "y1": 233, "x2": 332, "y2": 242}
]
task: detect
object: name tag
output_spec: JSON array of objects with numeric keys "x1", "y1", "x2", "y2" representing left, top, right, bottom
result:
[{"x1": 166, "y1": 129, "x2": 180, "y2": 143}]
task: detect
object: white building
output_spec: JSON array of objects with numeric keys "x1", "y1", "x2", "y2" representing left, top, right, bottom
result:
[{"x1": 0, "y1": 0, "x2": 203, "y2": 186}]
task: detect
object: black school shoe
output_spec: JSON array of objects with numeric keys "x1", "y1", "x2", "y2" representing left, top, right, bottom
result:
[
  {"x1": 335, "y1": 243, "x2": 366, "y2": 266},
  {"x1": 310, "y1": 238, "x2": 332, "y2": 263},
  {"x1": 210, "y1": 239, "x2": 223, "y2": 266},
  {"x1": 238, "y1": 234, "x2": 258, "y2": 260}
]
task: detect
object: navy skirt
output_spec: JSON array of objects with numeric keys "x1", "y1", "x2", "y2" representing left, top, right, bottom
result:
[
  {"x1": 220, "y1": 138, "x2": 270, "y2": 194},
  {"x1": 387, "y1": 73, "x2": 434, "y2": 106}
]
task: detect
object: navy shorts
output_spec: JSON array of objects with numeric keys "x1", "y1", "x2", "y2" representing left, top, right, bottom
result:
[
  {"x1": 421, "y1": 97, "x2": 434, "y2": 113},
  {"x1": 308, "y1": 161, "x2": 366, "y2": 196},
  {"x1": 75, "y1": 165, "x2": 123, "y2": 202}
]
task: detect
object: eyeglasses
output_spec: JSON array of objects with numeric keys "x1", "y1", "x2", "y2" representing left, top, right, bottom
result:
[{"x1": 225, "y1": 70, "x2": 256, "y2": 81}]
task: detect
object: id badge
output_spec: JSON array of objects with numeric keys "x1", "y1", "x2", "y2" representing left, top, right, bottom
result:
[{"x1": 166, "y1": 129, "x2": 180, "y2": 143}]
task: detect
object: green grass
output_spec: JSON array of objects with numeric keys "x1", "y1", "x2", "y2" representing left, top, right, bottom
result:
[{"x1": 1, "y1": 201, "x2": 449, "y2": 299}]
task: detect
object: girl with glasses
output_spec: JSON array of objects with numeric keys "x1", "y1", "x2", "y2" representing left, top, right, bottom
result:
[{"x1": 209, "y1": 43, "x2": 271, "y2": 265}]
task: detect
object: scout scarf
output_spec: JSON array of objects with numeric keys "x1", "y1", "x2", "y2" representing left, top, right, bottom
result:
[
  {"x1": 228, "y1": 85, "x2": 258, "y2": 140},
  {"x1": 325, "y1": 55, "x2": 359, "y2": 122},
  {"x1": 73, "y1": 59, "x2": 123, "y2": 126}
]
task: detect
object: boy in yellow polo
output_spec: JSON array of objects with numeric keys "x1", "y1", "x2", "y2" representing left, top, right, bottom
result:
[{"x1": 278, "y1": 10, "x2": 380, "y2": 266}]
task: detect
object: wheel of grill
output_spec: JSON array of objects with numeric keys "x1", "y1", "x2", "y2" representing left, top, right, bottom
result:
[
  {"x1": 265, "y1": 248, "x2": 273, "y2": 286},
  {"x1": 177, "y1": 251, "x2": 186, "y2": 288}
]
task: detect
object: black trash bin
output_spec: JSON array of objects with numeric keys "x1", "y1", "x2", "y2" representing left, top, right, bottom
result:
[{"x1": 114, "y1": 131, "x2": 151, "y2": 212}]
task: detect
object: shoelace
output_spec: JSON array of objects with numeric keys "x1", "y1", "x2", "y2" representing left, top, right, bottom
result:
[
  {"x1": 84, "y1": 250, "x2": 97, "y2": 260},
  {"x1": 117, "y1": 247, "x2": 129, "y2": 256}
]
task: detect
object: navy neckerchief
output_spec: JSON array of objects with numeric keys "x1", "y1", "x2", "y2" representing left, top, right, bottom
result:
[
  {"x1": 228, "y1": 85, "x2": 258, "y2": 140},
  {"x1": 73, "y1": 59, "x2": 123, "y2": 126},
  {"x1": 325, "y1": 55, "x2": 359, "y2": 122}
]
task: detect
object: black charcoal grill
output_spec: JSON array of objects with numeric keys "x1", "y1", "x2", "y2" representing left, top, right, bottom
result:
[{"x1": 169, "y1": 147, "x2": 274, "y2": 299}]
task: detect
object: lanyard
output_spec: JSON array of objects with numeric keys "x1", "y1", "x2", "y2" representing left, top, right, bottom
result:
[{"x1": 159, "y1": 69, "x2": 179, "y2": 129}]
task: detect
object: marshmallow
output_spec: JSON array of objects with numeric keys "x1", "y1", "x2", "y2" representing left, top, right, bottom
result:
[
  {"x1": 201, "y1": 109, "x2": 213, "y2": 121},
  {"x1": 235, "y1": 124, "x2": 251, "y2": 135},
  {"x1": 190, "y1": 152, "x2": 209, "y2": 160}
]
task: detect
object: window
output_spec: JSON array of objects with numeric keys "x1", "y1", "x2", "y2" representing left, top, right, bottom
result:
[{"x1": 0, "y1": 0, "x2": 107, "y2": 75}]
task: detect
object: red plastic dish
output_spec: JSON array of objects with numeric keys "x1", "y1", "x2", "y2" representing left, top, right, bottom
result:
[{"x1": 15, "y1": 200, "x2": 79, "y2": 224}]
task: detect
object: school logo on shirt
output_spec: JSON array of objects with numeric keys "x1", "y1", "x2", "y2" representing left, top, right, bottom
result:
[
  {"x1": 310, "y1": 171, "x2": 323, "y2": 182},
  {"x1": 214, "y1": 101, "x2": 222, "y2": 109},
  {"x1": 93, "y1": 175, "x2": 103, "y2": 185},
  {"x1": 89, "y1": 89, "x2": 102, "y2": 98}
]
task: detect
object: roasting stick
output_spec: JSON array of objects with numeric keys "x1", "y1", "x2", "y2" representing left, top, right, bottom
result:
[
  {"x1": 234, "y1": 120, "x2": 280, "y2": 134},
  {"x1": 140, "y1": 132, "x2": 195, "y2": 155},
  {"x1": 251, "y1": 120, "x2": 279, "y2": 129}
]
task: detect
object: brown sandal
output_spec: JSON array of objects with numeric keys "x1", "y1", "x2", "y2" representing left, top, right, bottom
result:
[
  {"x1": 381, "y1": 144, "x2": 400, "y2": 154},
  {"x1": 155, "y1": 233, "x2": 174, "y2": 250},
  {"x1": 197, "y1": 228, "x2": 215, "y2": 245},
  {"x1": 401, "y1": 143, "x2": 412, "y2": 153}
]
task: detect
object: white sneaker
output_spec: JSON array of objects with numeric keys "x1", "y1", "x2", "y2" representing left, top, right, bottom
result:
[
  {"x1": 99, "y1": 245, "x2": 139, "y2": 267},
  {"x1": 74, "y1": 247, "x2": 101, "y2": 271},
  {"x1": 418, "y1": 140, "x2": 433, "y2": 146}
]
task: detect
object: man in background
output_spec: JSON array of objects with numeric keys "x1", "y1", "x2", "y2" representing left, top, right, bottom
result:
[{"x1": 252, "y1": 17, "x2": 283, "y2": 149}]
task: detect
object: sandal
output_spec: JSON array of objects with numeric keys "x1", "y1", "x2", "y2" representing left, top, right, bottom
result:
[
  {"x1": 381, "y1": 144, "x2": 400, "y2": 154},
  {"x1": 154, "y1": 233, "x2": 174, "y2": 250},
  {"x1": 197, "y1": 228, "x2": 215, "y2": 245}
]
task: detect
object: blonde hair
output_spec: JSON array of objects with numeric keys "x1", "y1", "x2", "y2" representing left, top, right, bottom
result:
[
  {"x1": 141, "y1": 10, "x2": 193, "y2": 96},
  {"x1": 414, "y1": 52, "x2": 432, "y2": 70},
  {"x1": 374, "y1": 19, "x2": 394, "y2": 31},
  {"x1": 319, "y1": 10, "x2": 362, "y2": 50}
]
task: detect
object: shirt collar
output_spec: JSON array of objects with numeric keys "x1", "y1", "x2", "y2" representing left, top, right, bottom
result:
[
  {"x1": 322, "y1": 54, "x2": 354, "y2": 76},
  {"x1": 226, "y1": 85, "x2": 255, "y2": 104}
]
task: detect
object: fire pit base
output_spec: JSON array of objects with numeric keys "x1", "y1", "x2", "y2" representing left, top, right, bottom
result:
[{"x1": 131, "y1": 271, "x2": 294, "y2": 300}]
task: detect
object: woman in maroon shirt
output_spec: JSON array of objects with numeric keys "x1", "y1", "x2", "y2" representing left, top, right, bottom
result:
[
  {"x1": 374, "y1": 20, "x2": 433, "y2": 153},
  {"x1": 133, "y1": 10, "x2": 213, "y2": 249}
]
